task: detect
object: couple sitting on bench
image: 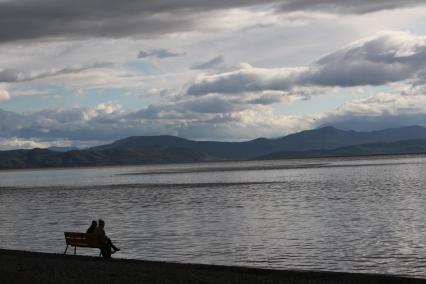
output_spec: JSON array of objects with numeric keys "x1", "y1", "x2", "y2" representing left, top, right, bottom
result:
[{"x1": 87, "y1": 219, "x2": 120, "y2": 258}]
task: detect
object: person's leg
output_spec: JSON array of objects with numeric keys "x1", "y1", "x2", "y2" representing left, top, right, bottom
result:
[
  {"x1": 107, "y1": 237, "x2": 120, "y2": 252},
  {"x1": 101, "y1": 246, "x2": 110, "y2": 258},
  {"x1": 110, "y1": 241, "x2": 120, "y2": 252},
  {"x1": 106, "y1": 245, "x2": 112, "y2": 258}
]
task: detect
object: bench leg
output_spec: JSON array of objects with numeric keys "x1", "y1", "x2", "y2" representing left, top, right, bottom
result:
[
  {"x1": 99, "y1": 250, "x2": 102, "y2": 257},
  {"x1": 64, "y1": 245, "x2": 69, "y2": 255},
  {"x1": 74, "y1": 246, "x2": 76, "y2": 255}
]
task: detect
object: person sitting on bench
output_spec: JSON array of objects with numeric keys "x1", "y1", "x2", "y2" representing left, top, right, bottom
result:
[
  {"x1": 94, "y1": 219, "x2": 120, "y2": 258},
  {"x1": 86, "y1": 220, "x2": 97, "y2": 234}
]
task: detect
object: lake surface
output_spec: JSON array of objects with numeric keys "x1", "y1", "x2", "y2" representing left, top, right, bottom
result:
[{"x1": 0, "y1": 155, "x2": 425, "y2": 278}]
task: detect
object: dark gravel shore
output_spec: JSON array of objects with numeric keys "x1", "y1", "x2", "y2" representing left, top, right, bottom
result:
[{"x1": 0, "y1": 249, "x2": 424, "y2": 284}]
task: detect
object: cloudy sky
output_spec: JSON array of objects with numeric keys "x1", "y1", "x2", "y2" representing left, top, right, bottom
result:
[{"x1": 1, "y1": 0, "x2": 426, "y2": 149}]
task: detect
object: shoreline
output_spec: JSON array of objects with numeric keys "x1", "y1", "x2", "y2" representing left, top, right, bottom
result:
[
  {"x1": 0, "y1": 152, "x2": 424, "y2": 173},
  {"x1": 1, "y1": 249, "x2": 424, "y2": 284},
  {"x1": 0, "y1": 151, "x2": 425, "y2": 173}
]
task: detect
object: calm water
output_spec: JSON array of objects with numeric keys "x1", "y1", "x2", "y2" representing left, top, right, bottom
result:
[{"x1": 0, "y1": 155, "x2": 425, "y2": 278}]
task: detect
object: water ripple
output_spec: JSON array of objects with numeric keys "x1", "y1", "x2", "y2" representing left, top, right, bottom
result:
[{"x1": 0, "y1": 156, "x2": 425, "y2": 278}]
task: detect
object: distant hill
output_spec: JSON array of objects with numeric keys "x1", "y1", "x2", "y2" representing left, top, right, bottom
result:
[
  {"x1": 1, "y1": 125, "x2": 426, "y2": 170},
  {"x1": 258, "y1": 139, "x2": 426, "y2": 160},
  {"x1": 90, "y1": 135, "x2": 275, "y2": 160},
  {"x1": 271, "y1": 125, "x2": 426, "y2": 151},
  {"x1": 90, "y1": 125, "x2": 426, "y2": 159},
  {"x1": 0, "y1": 147, "x2": 211, "y2": 170},
  {"x1": 47, "y1": 146, "x2": 78, "y2": 152}
]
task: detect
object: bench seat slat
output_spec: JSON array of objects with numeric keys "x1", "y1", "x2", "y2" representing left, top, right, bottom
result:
[
  {"x1": 64, "y1": 232, "x2": 87, "y2": 238},
  {"x1": 64, "y1": 232, "x2": 103, "y2": 248}
]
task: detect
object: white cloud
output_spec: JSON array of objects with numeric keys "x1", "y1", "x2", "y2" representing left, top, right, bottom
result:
[
  {"x1": 1, "y1": 7, "x2": 426, "y2": 147},
  {"x1": 0, "y1": 100, "x2": 312, "y2": 143},
  {"x1": 0, "y1": 62, "x2": 113, "y2": 83},
  {"x1": 2, "y1": 88, "x2": 426, "y2": 148},
  {"x1": 276, "y1": 0, "x2": 426, "y2": 14},
  {"x1": 187, "y1": 31, "x2": 426, "y2": 97},
  {"x1": 315, "y1": 92, "x2": 426, "y2": 130},
  {"x1": 0, "y1": 137, "x2": 100, "y2": 150},
  {"x1": 4, "y1": 30, "x2": 426, "y2": 146},
  {"x1": 187, "y1": 64, "x2": 305, "y2": 95},
  {"x1": 0, "y1": 137, "x2": 50, "y2": 150},
  {"x1": 0, "y1": 84, "x2": 10, "y2": 101},
  {"x1": 42, "y1": 67, "x2": 146, "y2": 90}
]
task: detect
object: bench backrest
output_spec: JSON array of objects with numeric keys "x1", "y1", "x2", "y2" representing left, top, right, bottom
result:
[{"x1": 64, "y1": 232, "x2": 102, "y2": 248}]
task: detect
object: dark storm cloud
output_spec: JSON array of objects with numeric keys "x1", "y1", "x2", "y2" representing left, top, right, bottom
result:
[
  {"x1": 138, "y1": 49, "x2": 184, "y2": 59},
  {"x1": 0, "y1": 0, "x2": 270, "y2": 42},
  {"x1": 0, "y1": 0, "x2": 424, "y2": 43},
  {"x1": 0, "y1": 69, "x2": 20, "y2": 83}
]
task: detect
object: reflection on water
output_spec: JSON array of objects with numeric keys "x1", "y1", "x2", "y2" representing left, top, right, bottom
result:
[{"x1": 0, "y1": 155, "x2": 425, "y2": 278}]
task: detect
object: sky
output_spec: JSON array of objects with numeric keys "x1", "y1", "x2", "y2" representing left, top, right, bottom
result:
[{"x1": 1, "y1": 0, "x2": 426, "y2": 149}]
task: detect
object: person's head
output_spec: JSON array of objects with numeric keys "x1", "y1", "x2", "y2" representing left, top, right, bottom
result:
[
  {"x1": 90, "y1": 220, "x2": 97, "y2": 228},
  {"x1": 98, "y1": 219, "x2": 105, "y2": 228}
]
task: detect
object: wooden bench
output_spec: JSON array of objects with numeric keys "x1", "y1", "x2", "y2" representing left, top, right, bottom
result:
[{"x1": 64, "y1": 232, "x2": 103, "y2": 256}]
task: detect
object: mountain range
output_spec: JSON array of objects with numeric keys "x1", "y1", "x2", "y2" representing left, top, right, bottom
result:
[{"x1": 1, "y1": 125, "x2": 426, "y2": 170}]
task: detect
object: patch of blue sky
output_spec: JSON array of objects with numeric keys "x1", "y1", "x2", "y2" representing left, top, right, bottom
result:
[
  {"x1": 0, "y1": 84, "x2": 153, "y2": 112},
  {"x1": 124, "y1": 59, "x2": 163, "y2": 75},
  {"x1": 119, "y1": 90, "x2": 160, "y2": 108},
  {"x1": 74, "y1": 88, "x2": 151, "y2": 110},
  {"x1": 1, "y1": 84, "x2": 67, "y2": 112}
]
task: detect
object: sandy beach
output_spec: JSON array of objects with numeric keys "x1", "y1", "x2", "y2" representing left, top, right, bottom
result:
[{"x1": 0, "y1": 249, "x2": 424, "y2": 284}]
